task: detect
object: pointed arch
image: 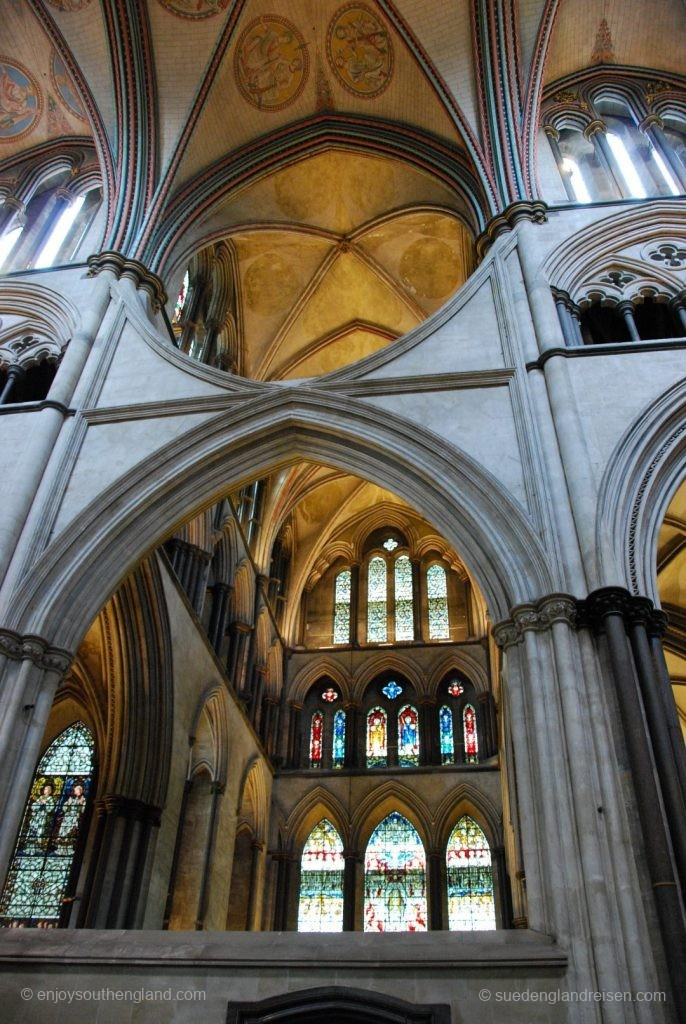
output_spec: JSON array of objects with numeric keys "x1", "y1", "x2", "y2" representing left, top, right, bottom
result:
[
  {"x1": 363, "y1": 811, "x2": 427, "y2": 932},
  {"x1": 446, "y1": 814, "x2": 496, "y2": 930},
  {"x1": 297, "y1": 818, "x2": 345, "y2": 933}
]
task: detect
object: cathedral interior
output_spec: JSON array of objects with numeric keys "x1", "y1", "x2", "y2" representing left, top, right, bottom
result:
[{"x1": 0, "y1": 1, "x2": 685, "y2": 1022}]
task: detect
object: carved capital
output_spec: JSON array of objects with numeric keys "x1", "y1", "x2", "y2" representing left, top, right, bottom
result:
[
  {"x1": 87, "y1": 251, "x2": 168, "y2": 312},
  {"x1": 583, "y1": 118, "x2": 607, "y2": 141},
  {"x1": 493, "y1": 593, "x2": 576, "y2": 649},
  {"x1": 476, "y1": 201, "x2": 548, "y2": 260},
  {"x1": 0, "y1": 628, "x2": 73, "y2": 675},
  {"x1": 575, "y1": 587, "x2": 664, "y2": 636}
]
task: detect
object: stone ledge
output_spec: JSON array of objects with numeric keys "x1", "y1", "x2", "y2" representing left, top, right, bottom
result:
[{"x1": 0, "y1": 928, "x2": 566, "y2": 970}]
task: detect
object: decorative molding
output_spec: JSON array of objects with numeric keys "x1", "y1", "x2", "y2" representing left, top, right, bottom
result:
[
  {"x1": 86, "y1": 250, "x2": 167, "y2": 311},
  {"x1": 0, "y1": 628, "x2": 72, "y2": 674},
  {"x1": 476, "y1": 202, "x2": 548, "y2": 260},
  {"x1": 493, "y1": 594, "x2": 576, "y2": 649}
]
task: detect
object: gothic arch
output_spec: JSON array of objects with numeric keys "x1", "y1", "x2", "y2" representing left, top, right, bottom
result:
[
  {"x1": 352, "y1": 657, "x2": 425, "y2": 703},
  {"x1": 189, "y1": 684, "x2": 230, "y2": 789},
  {"x1": 596, "y1": 377, "x2": 686, "y2": 599},
  {"x1": 284, "y1": 787, "x2": 350, "y2": 853},
  {"x1": 435, "y1": 784, "x2": 502, "y2": 850},
  {"x1": 351, "y1": 781, "x2": 432, "y2": 852},
  {"x1": 426, "y1": 651, "x2": 490, "y2": 696},
  {"x1": 226, "y1": 986, "x2": 450, "y2": 1024},
  {"x1": 289, "y1": 660, "x2": 351, "y2": 706},
  {"x1": 4, "y1": 391, "x2": 554, "y2": 659}
]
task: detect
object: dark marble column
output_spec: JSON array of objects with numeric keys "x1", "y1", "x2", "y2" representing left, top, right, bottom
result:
[
  {"x1": 616, "y1": 300, "x2": 641, "y2": 342},
  {"x1": 427, "y1": 849, "x2": 444, "y2": 930},
  {"x1": 343, "y1": 850, "x2": 358, "y2": 930}
]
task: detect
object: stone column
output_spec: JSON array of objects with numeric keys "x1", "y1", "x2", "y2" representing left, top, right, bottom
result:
[
  {"x1": 0, "y1": 364, "x2": 25, "y2": 405},
  {"x1": 195, "y1": 781, "x2": 224, "y2": 929},
  {"x1": 246, "y1": 839, "x2": 265, "y2": 930},
  {"x1": 543, "y1": 124, "x2": 578, "y2": 202},
  {"x1": 411, "y1": 558, "x2": 423, "y2": 641},
  {"x1": 616, "y1": 300, "x2": 641, "y2": 342},
  {"x1": 584, "y1": 120, "x2": 624, "y2": 196},
  {"x1": 476, "y1": 692, "x2": 498, "y2": 760},
  {"x1": 207, "y1": 582, "x2": 233, "y2": 653},
  {"x1": 670, "y1": 295, "x2": 686, "y2": 335},
  {"x1": 0, "y1": 634, "x2": 72, "y2": 886},
  {"x1": 639, "y1": 114, "x2": 686, "y2": 192},
  {"x1": 418, "y1": 696, "x2": 437, "y2": 765},
  {"x1": 343, "y1": 850, "x2": 358, "y2": 930},
  {"x1": 344, "y1": 701, "x2": 361, "y2": 768},
  {"x1": 286, "y1": 701, "x2": 303, "y2": 768},
  {"x1": 427, "y1": 849, "x2": 444, "y2": 930},
  {"x1": 78, "y1": 795, "x2": 161, "y2": 929},
  {"x1": 272, "y1": 850, "x2": 294, "y2": 930}
]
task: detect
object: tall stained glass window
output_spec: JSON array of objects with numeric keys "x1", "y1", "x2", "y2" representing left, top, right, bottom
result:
[
  {"x1": 0, "y1": 723, "x2": 94, "y2": 928},
  {"x1": 446, "y1": 816, "x2": 496, "y2": 930},
  {"x1": 310, "y1": 712, "x2": 323, "y2": 767},
  {"x1": 367, "y1": 556, "x2": 387, "y2": 642},
  {"x1": 333, "y1": 569, "x2": 352, "y2": 644},
  {"x1": 298, "y1": 819, "x2": 344, "y2": 932},
  {"x1": 439, "y1": 705, "x2": 454, "y2": 764},
  {"x1": 333, "y1": 709, "x2": 346, "y2": 769},
  {"x1": 397, "y1": 705, "x2": 419, "y2": 766},
  {"x1": 463, "y1": 704, "x2": 478, "y2": 763},
  {"x1": 364, "y1": 812, "x2": 427, "y2": 932},
  {"x1": 394, "y1": 555, "x2": 414, "y2": 641},
  {"x1": 366, "y1": 707, "x2": 387, "y2": 767},
  {"x1": 426, "y1": 564, "x2": 449, "y2": 639}
]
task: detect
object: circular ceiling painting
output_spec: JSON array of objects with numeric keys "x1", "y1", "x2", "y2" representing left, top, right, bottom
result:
[
  {"x1": 327, "y1": 4, "x2": 393, "y2": 98},
  {"x1": 50, "y1": 52, "x2": 87, "y2": 123},
  {"x1": 234, "y1": 16, "x2": 309, "y2": 111},
  {"x1": 157, "y1": 0, "x2": 229, "y2": 18},
  {"x1": 0, "y1": 59, "x2": 42, "y2": 142}
]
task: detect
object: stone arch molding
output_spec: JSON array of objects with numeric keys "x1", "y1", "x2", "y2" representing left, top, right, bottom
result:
[
  {"x1": 2, "y1": 391, "x2": 554, "y2": 653},
  {"x1": 596, "y1": 377, "x2": 686, "y2": 601},
  {"x1": 542, "y1": 199, "x2": 686, "y2": 300}
]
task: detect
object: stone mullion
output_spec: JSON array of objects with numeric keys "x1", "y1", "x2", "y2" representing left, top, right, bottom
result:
[{"x1": 640, "y1": 114, "x2": 686, "y2": 192}]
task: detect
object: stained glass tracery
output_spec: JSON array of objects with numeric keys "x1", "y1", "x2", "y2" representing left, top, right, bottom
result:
[
  {"x1": 463, "y1": 704, "x2": 479, "y2": 763},
  {"x1": 364, "y1": 812, "x2": 427, "y2": 932},
  {"x1": 333, "y1": 709, "x2": 346, "y2": 768},
  {"x1": 439, "y1": 705, "x2": 454, "y2": 764},
  {"x1": 446, "y1": 816, "x2": 496, "y2": 930},
  {"x1": 366, "y1": 706, "x2": 387, "y2": 767},
  {"x1": 447, "y1": 680, "x2": 464, "y2": 698},
  {"x1": 381, "y1": 680, "x2": 402, "y2": 700},
  {"x1": 0, "y1": 722, "x2": 94, "y2": 928},
  {"x1": 367, "y1": 556, "x2": 387, "y2": 642},
  {"x1": 394, "y1": 555, "x2": 414, "y2": 641},
  {"x1": 297, "y1": 819, "x2": 344, "y2": 932},
  {"x1": 333, "y1": 569, "x2": 352, "y2": 644},
  {"x1": 397, "y1": 705, "x2": 419, "y2": 766},
  {"x1": 322, "y1": 687, "x2": 338, "y2": 703},
  {"x1": 426, "y1": 564, "x2": 450, "y2": 639}
]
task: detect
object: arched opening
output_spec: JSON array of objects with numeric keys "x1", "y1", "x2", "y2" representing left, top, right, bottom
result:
[{"x1": 363, "y1": 812, "x2": 427, "y2": 932}]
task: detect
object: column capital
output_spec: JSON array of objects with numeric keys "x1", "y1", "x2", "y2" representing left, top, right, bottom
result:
[
  {"x1": 475, "y1": 200, "x2": 548, "y2": 260},
  {"x1": 575, "y1": 586, "x2": 665, "y2": 635},
  {"x1": 95, "y1": 794, "x2": 162, "y2": 826},
  {"x1": 0, "y1": 627, "x2": 73, "y2": 675},
  {"x1": 493, "y1": 593, "x2": 577, "y2": 649},
  {"x1": 543, "y1": 123, "x2": 560, "y2": 141},
  {"x1": 86, "y1": 251, "x2": 168, "y2": 312},
  {"x1": 639, "y1": 113, "x2": 664, "y2": 133},
  {"x1": 583, "y1": 118, "x2": 607, "y2": 141}
]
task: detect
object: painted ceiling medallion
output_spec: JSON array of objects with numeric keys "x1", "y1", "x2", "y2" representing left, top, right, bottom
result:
[
  {"x1": 50, "y1": 52, "x2": 87, "y2": 123},
  {"x1": 157, "y1": 0, "x2": 229, "y2": 19},
  {"x1": 0, "y1": 59, "x2": 42, "y2": 142},
  {"x1": 46, "y1": 0, "x2": 92, "y2": 10},
  {"x1": 234, "y1": 16, "x2": 309, "y2": 112},
  {"x1": 327, "y1": 4, "x2": 393, "y2": 99}
]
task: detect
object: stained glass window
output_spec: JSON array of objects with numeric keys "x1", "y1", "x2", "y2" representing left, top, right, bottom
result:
[
  {"x1": 333, "y1": 710, "x2": 346, "y2": 769},
  {"x1": 366, "y1": 707, "x2": 387, "y2": 768},
  {"x1": 333, "y1": 569, "x2": 351, "y2": 644},
  {"x1": 439, "y1": 705, "x2": 454, "y2": 764},
  {"x1": 322, "y1": 687, "x2": 338, "y2": 703},
  {"x1": 397, "y1": 705, "x2": 419, "y2": 767},
  {"x1": 447, "y1": 680, "x2": 464, "y2": 698},
  {"x1": 310, "y1": 712, "x2": 323, "y2": 767},
  {"x1": 297, "y1": 819, "x2": 344, "y2": 932},
  {"x1": 381, "y1": 680, "x2": 402, "y2": 700},
  {"x1": 394, "y1": 555, "x2": 414, "y2": 641},
  {"x1": 172, "y1": 270, "x2": 189, "y2": 325},
  {"x1": 446, "y1": 816, "x2": 496, "y2": 930},
  {"x1": 364, "y1": 812, "x2": 427, "y2": 932},
  {"x1": 0, "y1": 723, "x2": 94, "y2": 928},
  {"x1": 426, "y1": 564, "x2": 450, "y2": 639},
  {"x1": 382, "y1": 538, "x2": 398, "y2": 552},
  {"x1": 463, "y1": 704, "x2": 478, "y2": 763},
  {"x1": 367, "y1": 557, "x2": 387, "y2": 642}
]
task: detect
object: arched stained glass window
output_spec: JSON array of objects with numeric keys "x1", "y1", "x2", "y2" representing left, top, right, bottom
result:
[
  {"x1": 463, "y1": 704, "x2": 478, "y2": 764},
  {"x1": 394, "y1": 555, "x2": 414, "y2": 641},
  {"x1": 446, "y1": 816, "x2": 496, "y2": 930},
  {"x1": 426, "y1": 564, "x2": 449, "y2": 639},
  {"x1": 397, "y1": 705, "x2": 419, "y2": 766},
  {"x1": 310, "y1": 712, "x2": 323, "y2": 767},
  {"x1": 364, "y1": 812, "x2": 427, "y2": 932},
  {"x1": 297, "y1": 819, "x2": 344, "y2": 932},
  {"x1": 333, "y1": 709, "x2": 346, "y2": 769},
  {"x1": 439, "y1": 705, "x2": 454, "y2": 764},
  {"x1": 0, "y1": 722, "x2": 95, "y2": 928},
  {"x1": 333, "y1": 569, "x2": 352, "y2": 644},
  {"x1": 366, "y1": 706, "x2": 387, "y2": 768},
  {"x1": 367, "y1": 556, "x2": 387, "y2": 642}
]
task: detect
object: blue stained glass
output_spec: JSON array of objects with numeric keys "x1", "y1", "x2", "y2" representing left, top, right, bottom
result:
[
  {"x1": 397, "y1": 705, "x2": 419, "y2": 767},
  {"x1": 0, "y1": 723, "x2": 95, "y2": 928},
  {"x1": 298, "y1": 819, "x2": 344, "y2": 932},
  {"x1": 382, "y1": 680, "x2": 402, "y2": 700},
  {"x1": 364, "y1": 812, "x2": 427, "y2": 932},
  {"x1": 333, "y1": 710, "x2": 346, "y2": 768},
  {"x1": 440, "y1": 705, "x2": 454, "y2": 764}
]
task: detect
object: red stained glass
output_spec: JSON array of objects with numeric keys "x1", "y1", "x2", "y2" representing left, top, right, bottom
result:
[
  {"x1": 322, "y1": 688, "x2": 338, "y2": 703},
  {"x1": 463, "y1": 704, "x2": 478, "y2": 763},
  {"x1": 448, "y1": 681, "x2": 464, "y2": 698},
  {"x1": 310, "y1": 712, "x2": 323, "y2": 767}
]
